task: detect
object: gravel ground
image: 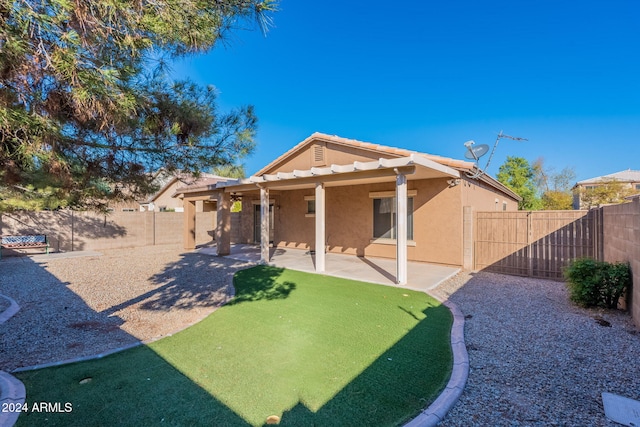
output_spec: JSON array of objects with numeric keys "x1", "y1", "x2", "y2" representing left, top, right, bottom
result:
[
  {"x1": 0, "y1": 244, "x2": 252, "y2": 371},
  {"x1": 431, "y1": 271, "x2": 640, "y2": 427},
  {"x1": 0, "y1": 295, "x2": 10, "y2": 314}
]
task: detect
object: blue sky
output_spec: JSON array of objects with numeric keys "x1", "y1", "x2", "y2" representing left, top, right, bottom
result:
[{"x1": 173, "y1": 0, "x2": 640, "y2": 182}]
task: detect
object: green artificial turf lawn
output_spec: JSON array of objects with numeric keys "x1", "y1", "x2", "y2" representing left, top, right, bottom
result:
[{"x1": 15, "y1": 266, "x2": 453, "y2": 426}]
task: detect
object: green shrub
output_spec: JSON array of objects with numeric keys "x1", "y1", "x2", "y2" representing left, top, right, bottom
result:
[{"x1": 564, "y1": 258, "x2": 631, "y2": 309}]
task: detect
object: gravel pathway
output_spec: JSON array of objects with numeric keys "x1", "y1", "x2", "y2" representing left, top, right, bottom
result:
[
  {"x1": 0, "y1": 244, "x2": 252, "y2": 371},
  {"x1": 431, "y1": 271, "x2": 640, "y2": 427}
]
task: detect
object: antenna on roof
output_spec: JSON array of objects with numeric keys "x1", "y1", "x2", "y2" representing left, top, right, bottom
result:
[{"x1": 463, "y1": 130, "x2": 528, "y2": 179}]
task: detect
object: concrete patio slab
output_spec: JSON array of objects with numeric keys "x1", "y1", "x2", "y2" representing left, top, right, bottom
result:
[{"x1": 197, "y1": 244, "x2": 460, "y2": 294}]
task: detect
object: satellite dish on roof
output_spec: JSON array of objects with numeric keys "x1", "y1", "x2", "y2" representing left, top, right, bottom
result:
[
  {"x1": 464, "y1": 143, "x2": 490, "y2": 160},
  {"x1": 462, "y1": 130, "x2": 528, "y2": 179}
]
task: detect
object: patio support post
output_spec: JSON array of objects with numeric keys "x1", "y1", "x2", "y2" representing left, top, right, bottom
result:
[
  {"x1": 260, "y1": 186, "x2": 270, "y2": 264},
  {"x1": 315, "y1": 182, "x2": 325, "y2": 273},
  {"x1": 396, "y1": 172, "x2": 408, "y2": 285},
  {"x1": 183, "y1": 199, "x2": 196, "y2": 250},
  {"x1": 216, "y1": 191, "x2": 231, "y2": 256}
]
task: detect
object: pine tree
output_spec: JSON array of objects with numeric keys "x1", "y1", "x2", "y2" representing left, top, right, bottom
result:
[{"x1": 0, "y1": 0, "x2": 277, "y2": 211}]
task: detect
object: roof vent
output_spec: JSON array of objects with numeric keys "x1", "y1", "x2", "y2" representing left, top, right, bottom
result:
[{"x1": 311, "y1": 144, "x2": 326, "y2": 166}]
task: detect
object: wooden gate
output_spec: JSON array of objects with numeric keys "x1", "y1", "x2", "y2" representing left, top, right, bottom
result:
[{"x1": 474, "y1": 210, "x2": 597, "y2": 279}]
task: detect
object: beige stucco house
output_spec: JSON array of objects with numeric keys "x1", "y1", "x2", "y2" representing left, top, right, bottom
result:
[
  {"x1": 572, "y1": 169, "x2": 640, "y2": 209},
  {"x1": 175, "y1": 133, "x2": 520, "y2": 284}
]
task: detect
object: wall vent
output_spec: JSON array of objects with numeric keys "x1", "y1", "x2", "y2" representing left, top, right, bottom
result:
[{"x1": 311, "y1": 144, "x2": 326, "y2": 166}]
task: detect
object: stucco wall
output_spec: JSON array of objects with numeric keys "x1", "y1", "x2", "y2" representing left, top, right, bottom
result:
[
  {"x1": 461, "y1": 177, "x2": 518, "y2": 211},
  {"x1": 601, "y1": 199, "x2": 640, "y2": 327},
  {"x1": 152, "y1": 181, "x2": 184, "y2": 211},
  {"x1": 263, "y1": 141, "x2": 396, "y2": 174},
  {"x1": 241, "y1": 178, "x2": 466, "y2": 266}
]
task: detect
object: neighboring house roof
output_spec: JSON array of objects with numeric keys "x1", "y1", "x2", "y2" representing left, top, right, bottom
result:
[
  {"x1": 170, "y1": 174, "x2": 233, "y2": 198},
  {"x1": 575, "y1": 169, "x2": 640, "y2": 186},
  {"x1": 150, "y1": 173, "x2": 229, "y2": 201}
]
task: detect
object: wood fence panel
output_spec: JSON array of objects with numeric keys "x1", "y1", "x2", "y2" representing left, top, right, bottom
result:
[{"x1": 474, "y1": 210, "x2": 594, "y2": 279}]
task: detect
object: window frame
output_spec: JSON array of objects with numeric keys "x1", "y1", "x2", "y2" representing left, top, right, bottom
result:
[
  {"x1": 369, "y1": 191, "x2": 416, "y2": 243},
  {"x1": 304, "y1": 195, "x2": 316, "y2": 217}
]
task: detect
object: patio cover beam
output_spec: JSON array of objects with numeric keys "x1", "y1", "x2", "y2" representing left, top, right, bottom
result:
[{"x1": 224, "y1": 166, "x2": 417, "y2": 191}]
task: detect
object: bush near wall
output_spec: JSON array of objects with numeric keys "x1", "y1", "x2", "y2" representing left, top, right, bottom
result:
[{"x1": 564, "y1": 258, "x2": 631, "y2": 309}]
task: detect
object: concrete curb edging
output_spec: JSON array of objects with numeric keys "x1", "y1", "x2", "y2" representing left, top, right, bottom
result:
[
  {"x1": 0, "y1": 294, "x2": 20, "y2": 325},
  {"x1": 404, "y1": 299, "x2": 469, "y2": 427},
  {"x1": 0, "y1": 293, "x2": 26, "y2": 427},
  {"x1": 0, "y1": 370, "x2": 26, "y2": 427},
  {"x1": 11, "y1": 272, "x2": 239, "y2": 373}
]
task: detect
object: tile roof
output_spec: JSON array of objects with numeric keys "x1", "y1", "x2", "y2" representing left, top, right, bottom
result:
[{"x1": 174, "y1": 174, "x2": 228, "y2": 190}]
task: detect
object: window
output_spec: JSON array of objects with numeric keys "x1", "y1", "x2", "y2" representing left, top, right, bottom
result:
[
  {"x1": 503, "y1": 201, "x2": 508, "y2": 211},
  {"x1": 304, "y1": 195, "x2": 315, "y2": 217},
  {"x1": 372, "y1": 197, "x2": 414, "y2": 240},
  {"x1": 122, "y1": 208, "x2": 135, "y2": 212},
  {"x1": 635, "y1": 184, "x2": 640, "y2": 190},
  {"x1": 307, "y1": 200, "x2": 316, "y2": 214}
]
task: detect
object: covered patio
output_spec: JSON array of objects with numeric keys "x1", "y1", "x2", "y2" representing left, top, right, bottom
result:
[
  {"x1": 180, "y1": 153, "x2": 462, "y2": 286},
  {"x1": 197, "y1": 244, "x2": 460, "y2": 292}
]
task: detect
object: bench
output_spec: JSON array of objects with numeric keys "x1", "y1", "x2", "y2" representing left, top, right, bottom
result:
[{"x1": 0, "y1": 235, "x2": 49, "y2": 259}]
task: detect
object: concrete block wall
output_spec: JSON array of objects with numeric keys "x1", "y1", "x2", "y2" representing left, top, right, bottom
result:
[
  {"x1": 601, "y1": 199, "x2": 640, "y2": 328},
  {"x1": 1, "y1": 211, "x2": 216, "y2": 252}
]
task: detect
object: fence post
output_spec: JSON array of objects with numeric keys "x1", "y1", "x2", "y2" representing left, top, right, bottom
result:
[
  {"x1": 71, "y1": 210, "x2": 75, "y2": 252},
  {"x1": 596, "y1": 207, "x2": 604, "y2": 261},
  {"x1": 527, "y1": 211, "x2": 533, "y2": 277}
]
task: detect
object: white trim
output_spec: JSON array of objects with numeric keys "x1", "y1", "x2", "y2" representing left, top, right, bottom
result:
[
  {"x1": 369, "y1": 238, "x2": 416, "y2": 247},
  {"x1": 252, "y1": 199, "x2": 275, "y2": 205},
  {"x1": 303, "y1": 195, "x2": 315, "y2": 201},
  {"x1": 305, "y1": 213, "x2": 315, "y2": 218},
  {"x1": 369, "y1": 190, "x2": 417, "y2": 198},
  {"x1": 216, "y1": 154, "x2": 460, "y2": 189},
  {"x1": 260, "y1": 188, "x2": 270, "y2": 264},
  {"x1": 396, "y1": 174, "x2": 408, "y2": 285},
  {"x1": 315, "y1": 182, "x2": 326, "y2": 273}
]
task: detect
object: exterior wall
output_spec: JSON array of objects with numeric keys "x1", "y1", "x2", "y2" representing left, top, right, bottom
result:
[
  {"x1": 0, "y1": 211, "x2": 216, "y2": 253},
  {"x1": 240, "y1": 178, "x2": 466, "y2": 266},
  {"x1": 461, "y1": 177, "x2": 518, "y2": 211},
  {"x1": 262, "y1": 141, "x2": 396, "y2": 175},
  {"x1": 151, "y1": 180, "x2": 184, "y2": 211},
  {"x1": 601, "y1": 199, "x2": 640, "y2": 327},
  {"x1": 148, "y1": 182, "x2": 215, "y2": 213}
]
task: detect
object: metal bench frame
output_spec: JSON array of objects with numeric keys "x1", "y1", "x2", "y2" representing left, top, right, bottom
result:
[{"x1": 0, "y1": 235, "x2": 49, "y2": 259}]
